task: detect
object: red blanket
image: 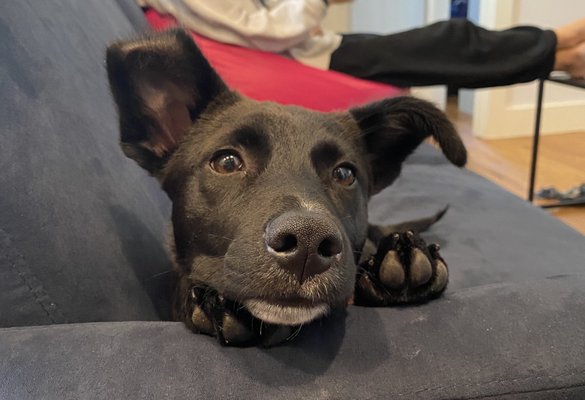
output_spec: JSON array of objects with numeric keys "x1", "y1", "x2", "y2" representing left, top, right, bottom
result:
[{"x1": 145, "y1": 9, "x2": 403, "y2": 112}]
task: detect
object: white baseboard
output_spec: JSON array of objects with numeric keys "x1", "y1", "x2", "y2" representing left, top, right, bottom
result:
[
  {"x1": 465, "y1": 88, "x2": 585, "y2": 139},
  {"x1": 411, "y1": 87, "x2": 447, "y2": 111}
]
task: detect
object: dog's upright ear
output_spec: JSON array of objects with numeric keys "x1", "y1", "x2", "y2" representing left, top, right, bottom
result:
[
  {"x1": 106, "y1": 29, "x2": 229, "y2": 175},
  {"x1": 349, "y1": 96, "x2": 467, "y2": 194}
]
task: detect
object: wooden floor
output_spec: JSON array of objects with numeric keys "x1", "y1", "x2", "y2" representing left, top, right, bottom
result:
[{"x1": 445, "y1": 97, "x2": 585, "y2": 235}]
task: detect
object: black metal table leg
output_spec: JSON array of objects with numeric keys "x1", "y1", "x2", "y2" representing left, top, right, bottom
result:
[
  {"x1": 527, "y1": 79, "x2": 545, "y2": 202},
  {"x1": 526, "y1": 75, "x2": 585, "y2": 208}
]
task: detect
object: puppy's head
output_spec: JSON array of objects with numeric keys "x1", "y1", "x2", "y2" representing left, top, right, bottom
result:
[{"x1": 107, "y1": 30, "x2": 466, "y2": 326}]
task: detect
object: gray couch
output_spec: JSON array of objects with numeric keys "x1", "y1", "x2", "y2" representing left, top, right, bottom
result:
[{"x1": 1, "y1": 1, "x2": 584, "y2": 399}]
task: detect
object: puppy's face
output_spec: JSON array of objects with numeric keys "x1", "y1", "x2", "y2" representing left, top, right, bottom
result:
[
  {"x1": 107, "y1": 30, "x2": 466, "y2": 326},
  {"x1": 164, "y1": 99, "x2": 370, "y2": 324}
]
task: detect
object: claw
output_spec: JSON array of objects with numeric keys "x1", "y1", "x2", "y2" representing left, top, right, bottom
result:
[
  {"x1": 356, "y1": 272, "x2": 387, "y2": 304},
  {"x1": 429, "y1": 243, "x2": 441, "y2": 253},
  {"x1": 405, "y1": 230, "x2": 415, "y2": 242}
]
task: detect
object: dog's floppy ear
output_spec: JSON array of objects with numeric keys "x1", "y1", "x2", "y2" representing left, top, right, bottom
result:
[
  {"x1": 349, "y1": 96, "x2": 467, "y2": 194},
  {"x1": 106, "y1": 29, "x2": 229, "y2": 175}
]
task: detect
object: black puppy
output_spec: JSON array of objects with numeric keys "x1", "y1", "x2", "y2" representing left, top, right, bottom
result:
[{"x1": 106, "y1": 29, "x2": 466, "y2": 346}]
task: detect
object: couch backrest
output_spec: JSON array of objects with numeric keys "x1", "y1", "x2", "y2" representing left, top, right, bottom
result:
[{"x1": 0, "y1": 0, "x2": 173, "y2": 326}]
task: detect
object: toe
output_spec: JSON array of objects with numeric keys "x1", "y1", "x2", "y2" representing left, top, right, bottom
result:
[
  {"x1": 355, "y1": 272, "x2": 387, "y2": 305},
  {"x1": 222, "y1": 312, "x2": 256, "y2": 344},
  {"x1": 409, "y1": 248, "x2": 433, "y2": 287},
  {"x1": 191, "y1": 306, "x2": 214, "y2": 335},
  {"x1": 430, "y1": 259, "x2": 449, "y2": 293},
  {"x1": 379, "y1": 250, "x2": 405, "y2": 289}
]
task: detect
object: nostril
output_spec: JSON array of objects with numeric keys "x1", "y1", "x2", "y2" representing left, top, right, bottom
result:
[
  {"x1": 318, "y1": 236, "x2": 343, "y2": 258},
  {"x1": 270, "y1": 233, "x2": 298, "y2": 253}
]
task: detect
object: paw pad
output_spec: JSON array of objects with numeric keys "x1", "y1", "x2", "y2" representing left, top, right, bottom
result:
[
  {"x1": 355, "y1": 231, "x2": 449, "y2": 306},
  {"x1": 184, "y1": 286, "x2": 293, "y2": 347}
]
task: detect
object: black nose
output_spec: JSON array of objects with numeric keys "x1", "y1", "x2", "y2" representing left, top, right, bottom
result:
[{"x1": 265, "y1": 211, "x2": 343, "y2": 284}]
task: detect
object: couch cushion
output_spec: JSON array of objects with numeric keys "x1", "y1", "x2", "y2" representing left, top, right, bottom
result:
[
  {"x1": 2, "y1": 276, "x2": 584, "y2": 399},
  {"x1": 370, "y1": 164, "x2": 585, "y2": 290},
  {"x1": 0, "y1": 0, "x2": 173, "y2": 326}
]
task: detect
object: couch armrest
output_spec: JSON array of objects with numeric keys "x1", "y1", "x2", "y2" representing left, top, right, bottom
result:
[{"x1": 2, "y1": 276, "x2": 584, "y2": 399}]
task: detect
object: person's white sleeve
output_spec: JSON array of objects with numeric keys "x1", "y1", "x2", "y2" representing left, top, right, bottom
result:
[{"x1": 137, "y1": 0, "x2": 328, "y2": 53}]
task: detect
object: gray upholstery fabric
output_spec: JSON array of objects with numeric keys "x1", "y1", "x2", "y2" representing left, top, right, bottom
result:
[
  {"x1": 0, "y1": 0, "x2": 173, "y2": 326},
  {"x1": 114, "y1": 0, "x2": 151, "y2": 31},
  {"x1": 2, "y1": 277, "x2": 585, "y2": 399},
  {"x1": 371, "y1": 163, "x2": 585, "y2": 290}
]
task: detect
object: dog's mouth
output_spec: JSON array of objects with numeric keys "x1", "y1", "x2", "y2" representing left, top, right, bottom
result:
[{"x1": 243, "y1": 297, "x2": 330, "y2": 325}]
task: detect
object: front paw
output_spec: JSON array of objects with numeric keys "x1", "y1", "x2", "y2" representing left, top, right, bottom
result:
[
  {"x1": 177, "y1": 284, "x2": 293, "y2": 347},
  {"x1": 354, "y1": 231, "x2": 448, "y2": 306},
  {"x1": 186, "y1": 286, "x2": 258, "y2": 345}
]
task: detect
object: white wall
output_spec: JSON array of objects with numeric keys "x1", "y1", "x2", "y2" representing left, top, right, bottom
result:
[
  {"x1": 351, "y1": 0, "x2": 426, "y2": 34},
  {"x1": 460, "y1": 0, "x2": 585, "y2": 138}
]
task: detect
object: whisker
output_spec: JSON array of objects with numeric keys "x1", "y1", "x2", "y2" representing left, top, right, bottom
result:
[
  {"x1": 287, "y1": 324, "x2": 304, "y2": 341},
  {"x1": 148, "y1": 270, "x2": 174, "y2": 280}
]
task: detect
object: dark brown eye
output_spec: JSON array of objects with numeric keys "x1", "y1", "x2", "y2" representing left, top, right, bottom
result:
[
  {"x1": 332, "y1": 164, "x2": 356, "y2": 187},
  {"x1": 210, "y1": 151, "x2": 244, "y2": 174}
]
